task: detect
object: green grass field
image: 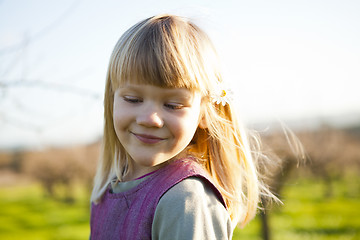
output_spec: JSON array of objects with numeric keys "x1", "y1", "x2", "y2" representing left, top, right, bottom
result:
[
  {"x1": 0, "y1": 184, "x2": 90, "y2": 240},
  {"x1": 233, "y1": 176, "x2": 360, "y2": 240},
  {"x1": 0, "y1": 176, "x2": 359, "y2": 240}
]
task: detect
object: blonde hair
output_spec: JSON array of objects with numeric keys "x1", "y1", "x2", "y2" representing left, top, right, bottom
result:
[{"x1": 91, "y1": 14, "x2": 272, "y2": 228}]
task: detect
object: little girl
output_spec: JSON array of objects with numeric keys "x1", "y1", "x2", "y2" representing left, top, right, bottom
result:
[{"x1": 90, "y1": 14, "x2": 272, "y2": 239}]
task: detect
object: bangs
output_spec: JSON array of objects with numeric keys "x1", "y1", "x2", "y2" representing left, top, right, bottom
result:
[{"x1": 109, "y1": 15, "x2": 206, "y2": 92}]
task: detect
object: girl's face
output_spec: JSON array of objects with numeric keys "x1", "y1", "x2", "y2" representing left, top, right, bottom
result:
[{"x1": 113, "y1": 83, "x2": 203, "y2": 180}]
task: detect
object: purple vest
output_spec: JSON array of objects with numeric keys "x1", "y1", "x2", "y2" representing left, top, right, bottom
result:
[{"x1": 90, "y1": 159, "x2": 225, "y2": 240}]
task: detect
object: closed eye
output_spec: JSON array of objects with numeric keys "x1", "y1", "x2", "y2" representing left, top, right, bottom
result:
[
  {"x1": 123, "y1": 96, "x2": 142, "y2": 103},
  {"x1": 164, "y1": 103, "x2": 184, "y2": 110}
]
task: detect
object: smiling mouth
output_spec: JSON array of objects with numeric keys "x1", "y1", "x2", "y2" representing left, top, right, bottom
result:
[{"x1": 132, "y1": 133, "x2": 165, "y2": 144}]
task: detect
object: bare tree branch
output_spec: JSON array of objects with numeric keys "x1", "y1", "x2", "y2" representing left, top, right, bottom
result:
[
  {"x1": 0, "y1": 79, "x2": 101, "y2": 99},
  {"x1": 0, "y1": 0, "x2": 81, "y2": 55}
]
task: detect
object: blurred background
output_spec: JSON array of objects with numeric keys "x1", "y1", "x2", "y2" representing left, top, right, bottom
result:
[{"x1": 0, "y1": 0, "x2": 359, "y2": 239}]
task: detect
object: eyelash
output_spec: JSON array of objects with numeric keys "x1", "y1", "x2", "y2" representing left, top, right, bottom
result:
[
  {"x1": 123, "y1": 97, "x2": 183, "y2": 110},
  {"x1": 164, "y1": 103, "x2": 183, "y2": 110},
  {"x1": 123, "y1": 97, "x2": 142, "y2": 103}
]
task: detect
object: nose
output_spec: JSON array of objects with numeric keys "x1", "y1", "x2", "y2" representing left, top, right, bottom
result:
[{"x1": 136, "y1": 105, "x2": 164, "y2": 128}]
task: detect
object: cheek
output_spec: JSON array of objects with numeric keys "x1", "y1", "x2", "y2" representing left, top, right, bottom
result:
[
  {"x1": 172, "y1": 109, "x2": 201, "y2": 140},
  {"x1": 112, "y1": 111, "x2": 122, "y2": 137},
  {"x1": 113, "y1": 107, "x2": 123, "y2": 123},
  {"x1": 112, "y1": 102, "x2": 130, "y2": 131}
]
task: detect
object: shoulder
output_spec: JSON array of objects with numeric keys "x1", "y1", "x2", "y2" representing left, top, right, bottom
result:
[
  {"x1": 152, "y1": 177, "x2": 232, "y2": 240},
  {"x1": 159, "y1": 176, "x2": 224, "y2": 210}
]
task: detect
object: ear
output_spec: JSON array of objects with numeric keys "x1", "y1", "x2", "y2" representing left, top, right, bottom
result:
[
  {"x1": 198, "y1": 115, "x2": 207, "y2": 129},
  {"x1": 198, "y1": 105, "x2": 208, "y2": 129},
  {"x1": 198, "y1": 97, "x2": 209, "y2": 129}
]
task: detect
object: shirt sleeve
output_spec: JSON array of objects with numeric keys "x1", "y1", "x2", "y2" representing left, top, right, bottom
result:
[{"x1": 152, "y1": 177, "x2": 233, "y2": 240}]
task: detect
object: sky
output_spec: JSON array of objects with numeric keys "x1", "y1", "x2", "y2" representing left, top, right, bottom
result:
[{"x1": 0, "y1": 0, "x2": 359, "y2": 149}]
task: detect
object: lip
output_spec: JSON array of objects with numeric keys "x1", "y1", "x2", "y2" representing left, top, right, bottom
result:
[{"x1": 132, "y1": 133, "x2": 165, "y2": 144}]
